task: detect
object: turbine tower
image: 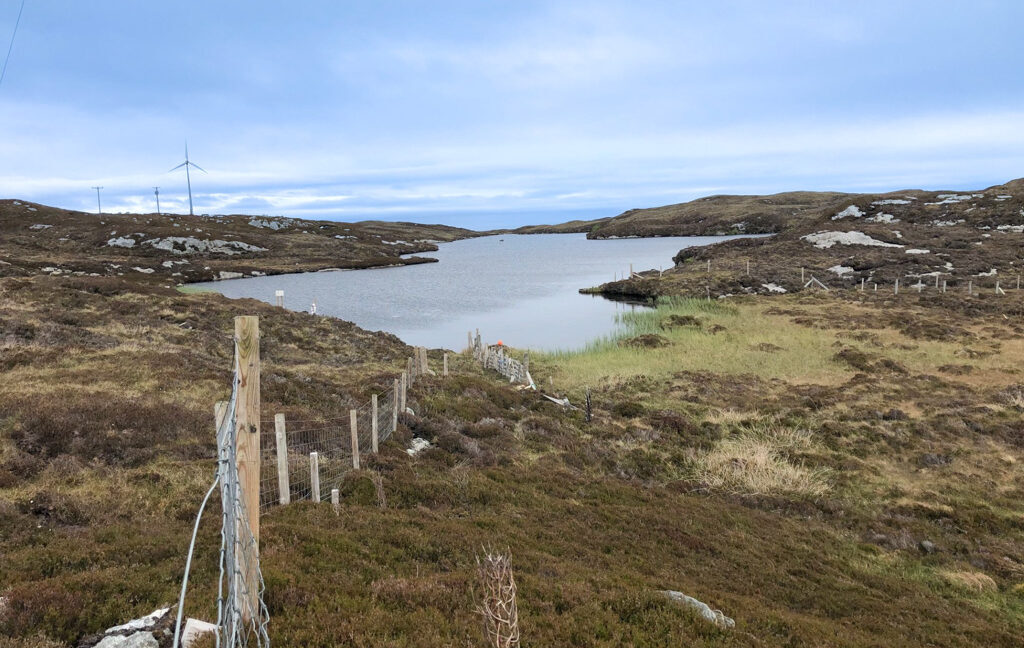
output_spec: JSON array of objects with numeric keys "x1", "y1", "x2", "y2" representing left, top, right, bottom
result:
[
  {"x1": 169, "y1": 143, "x2": 206, "y2": 216},
  {"x1": 153, "y1": 187, "x2": 161, "y2": 216}
]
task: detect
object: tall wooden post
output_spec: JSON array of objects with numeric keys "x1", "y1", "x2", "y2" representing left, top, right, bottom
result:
[
  {"x1": 310, "y1": 452, "x2": 320, "y2": 502},
  {"x1": 420, "y1": 347, "x2": 428, "y2": 374},
  {"x1": 443, "y1": 352, "x2": 448, "y2": 377},
  {"x1": 400, "y1": 372, "x2": 407, "y2": 412},
  {"x1": 371, "y1": 394, "x2": 379, "y2": 453},
  {"x1": 331, "y1": 488, "x2": 340, "y2": 514},
  {"x1": 407, "y1": 356, "x2": 414, "y2": 382},
  {"x1": 274, "y1": 413, "x2": 290, "y2": 505},
  {"x1": 350, "y1": 409, "x2": 360, "y2": 469},
  {"x1": 392, "y1": 378, "x2": 400, "y2": 432},
  {"x1": 467, "y1": 331, "x2": 473, "y2": 353},
  {"x1": 234, "y1": 315, "x2": 260, "y2": 622}
]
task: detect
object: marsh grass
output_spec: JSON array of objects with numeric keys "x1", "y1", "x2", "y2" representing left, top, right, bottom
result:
[{"x1": 540, "y1": 297, "x2": 849, "y2": 394}]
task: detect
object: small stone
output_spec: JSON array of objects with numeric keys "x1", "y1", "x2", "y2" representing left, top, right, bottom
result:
[{"x1": 94, "y1": 632, "x2": 159, "y2": 648}]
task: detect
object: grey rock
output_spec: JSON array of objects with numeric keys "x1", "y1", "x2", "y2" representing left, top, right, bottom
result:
[
  {"x1": 919, "y1": 540, "x2": 937, "y2": 554},
  {"x1": 94, "y1": 632, "x2": 158, "y2": 648},
  {"x1": 659, "y1": 590, "x2": 735, "y2": 629}
]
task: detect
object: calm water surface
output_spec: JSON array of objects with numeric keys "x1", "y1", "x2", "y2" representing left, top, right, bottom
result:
[{"x1": 196, "y1": 233, "x2": 746, "y2": 351}]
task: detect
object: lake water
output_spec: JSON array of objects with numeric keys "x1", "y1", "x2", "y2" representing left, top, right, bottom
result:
[{"x1": 195, "y1": 233, "x2": 746, "y2": 351}]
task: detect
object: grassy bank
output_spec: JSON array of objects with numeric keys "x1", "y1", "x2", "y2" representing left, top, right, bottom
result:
[{"x1": 3, "y1": 274, "x2": 1024, "y2": 646}]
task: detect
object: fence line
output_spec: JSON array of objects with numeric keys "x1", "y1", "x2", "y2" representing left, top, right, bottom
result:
[
  {"x1": 472, "y1": 331, "x2": 535, "y2": 388},
  {"x1": 647, "y1": 259, "x2": 1022, "y2": 299},
  {"x1": 258, "y1": 345, "x2": 443, "y2": 512}
]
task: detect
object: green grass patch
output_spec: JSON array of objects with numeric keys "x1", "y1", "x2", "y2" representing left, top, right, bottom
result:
[{"x1": 538, "y1": 297, "x2": 849, "y2": 393}]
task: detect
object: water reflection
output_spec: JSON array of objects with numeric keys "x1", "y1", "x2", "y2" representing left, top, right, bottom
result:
[{"x1": 194, "y1": 233, "x2": 749, "y2": 351}]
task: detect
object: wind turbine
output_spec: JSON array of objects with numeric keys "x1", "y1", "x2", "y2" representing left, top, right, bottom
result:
[{"x1": 169, "y1": 143, "x2": 206, "y2": 216}]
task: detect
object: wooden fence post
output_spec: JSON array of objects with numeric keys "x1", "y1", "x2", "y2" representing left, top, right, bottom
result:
[
  {"x1": 274, "y1": 290, "x2": 284, "y2": 307},
  {"x1": 274, "y1": 413, "x2": 290, "y2": 505},
  {"x1": 350, "y1": 409, "x2": 360, "y2": 470},
  {"x1": 371, "y1": 394, "x2": 379, "y2": 453},
  {"x1": 523, "y1": 352, "x2": 529, "y2": 383},
  {"x1": 968, "y1": 280, "x2": 973, "y2": 296},
  {"x1": 407, "y1": 356, "x2": 414, "y2": 382},
  {"x1": 331, "y1": 488, "x2": 340, "y2": 514},
  {"x1": 392, "y1": 378, "x2": 400, "y2": 432},
  {"x1": 443, "y1": 352, "x2": 448, "y2": 377},
  {"x1": 420, "y1": 347, "x2": 428, "y2": 374},
  {"x1": 894, "y1": 279, "x2": 899, "y2": 295},
  {"x1": 467, "y1": 331, "x2": 473, "y2": 353},
  {"x1": 400, "y1": 372, "x2": 407, "y2": 412},
  {"x1": 310, "y1": 451, "x2": 320, "y2": 503},
  {"x1": 234, "y1": 315, "x2": 260, "y2": 623}
]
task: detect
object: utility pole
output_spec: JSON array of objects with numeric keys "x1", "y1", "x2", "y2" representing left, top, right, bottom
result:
[
  {"x1": 91, "y1": 186, "x2": 103, "y2": 214},
  {"x1": 154, "y1": 187, "x2": 161, "y2": 215}
]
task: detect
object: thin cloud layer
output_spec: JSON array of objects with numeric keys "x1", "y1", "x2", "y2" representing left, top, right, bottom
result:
[{"x1": 0, "y1": 1, "x2": 1021, "y2": 226}]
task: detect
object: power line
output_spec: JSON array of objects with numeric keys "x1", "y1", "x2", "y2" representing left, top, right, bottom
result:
[{"x1": 0, "y1": 0, "x2": 26, "y2": 90}]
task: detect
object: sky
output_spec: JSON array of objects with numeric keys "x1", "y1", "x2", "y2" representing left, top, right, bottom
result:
[{"x1": 0, "y1": 1, "x2": 1022, "y2": 229}]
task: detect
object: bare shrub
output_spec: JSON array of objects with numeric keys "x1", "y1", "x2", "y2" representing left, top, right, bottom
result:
[{"x1": 476, "y1": 548, "x2": 520, "y2": 648}]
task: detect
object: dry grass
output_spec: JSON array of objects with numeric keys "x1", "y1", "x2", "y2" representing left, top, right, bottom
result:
[
  {"x1": 691, "y1": 422, "x2": 830, "y2": 498},
  {"x1": 941, "y1": 571, "x2": 999, "y2": 593}
]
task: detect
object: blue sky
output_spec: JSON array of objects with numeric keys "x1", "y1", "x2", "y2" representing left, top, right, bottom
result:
[{"x1": 1, "y1": 1, "x2": 1022, "y2": 228}]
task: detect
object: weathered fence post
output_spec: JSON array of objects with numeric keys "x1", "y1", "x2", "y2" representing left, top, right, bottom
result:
[
  {"x1": 860, "y1": 277, "x2": 865, "y2": 291},
  {"x1": 443, "y1": 352, "x2": 449, "y2": 377},
  {"x1": 400, "y1": 372, "x2": 407, "y2": 412},
  {"x1": 801, "y1": 267, "x2": 805, "y2": 282},
  {"x1": 523, "y1": 352, "x2": 530, "y2": 384},
  {"x1": 935, "y1": 274, "x2": 940, "y2": 288},
  {"x1": 274, "y1": 289, "x2": 284, "y2": 307},
  {"x1": 467, "y1": 331, "x2": 473, "y2": 353},
  {"x1": 310, "y1": 451, "x2": 320, "y2": 503},
  {"x1": 350, "y1": 409, "x2": 360, "y2": 469},
  {"x1": 407, "y1": 356, "x2": 414, "y2": 382},
  {"x1": 894, "y1": 279, "x2": 899, "y2": 295},
  {"x1": 274, "y1": 413, "x2": 290, "y2": 505},
  {"x1": 968, "y1": 280, "x2": 973, "y2": 296},
  {"x1": 706, "y1": 259, "x2": 711, "y2": 273},
  {"x1": 392, "y1": 378, "x2": 400, "y2": 432},
  {"x1": 234, "y1": 315, "x2": 260, "y2": 622},
  {"x1": 331, "y1": 488, "x2": 340, "y2": 514},
  {"x1": 420, "y1": 347, "x2": 428, "y2": 374},
  {"x1": 371, "y1": 394, "x2": 379, "y2": 453},
  {"x1": 746, "y1": 260, "x2": 750, "y2": 276}
]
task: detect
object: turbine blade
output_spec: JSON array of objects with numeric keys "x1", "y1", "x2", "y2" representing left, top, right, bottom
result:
[
  {"x1": 189, "y1": 162, "x2": 207, "y2": 174},
  {"x1": 169, "y1": 161, "x2": 187, "y2": 172}
]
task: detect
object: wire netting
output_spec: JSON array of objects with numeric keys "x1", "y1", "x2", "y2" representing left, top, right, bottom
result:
[
  {"x1": 259, "y1": 381, "x2": 401, "y2": 511},
  {"x1": 216, "y1": 360, "x2": 271, "y2": 647}
]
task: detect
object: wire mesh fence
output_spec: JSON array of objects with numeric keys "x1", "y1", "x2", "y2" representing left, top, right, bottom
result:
[
  {"x1": 212, "y1": 351, "x2": 271, "y2": 648},
  {"x1": 258, "y1": 380, "x2": 401, "y2": 511}
]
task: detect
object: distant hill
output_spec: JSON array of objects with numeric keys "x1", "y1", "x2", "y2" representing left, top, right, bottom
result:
[
  {"x1": 588, "y1": 190, "x2": 855, "y2": 238},
  {"x1": 590, "y1": 177, "x2": 1024, "y2": 300},
  {"x1": 0, "y1": 201, "x2": 477, "y2": 284}
]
